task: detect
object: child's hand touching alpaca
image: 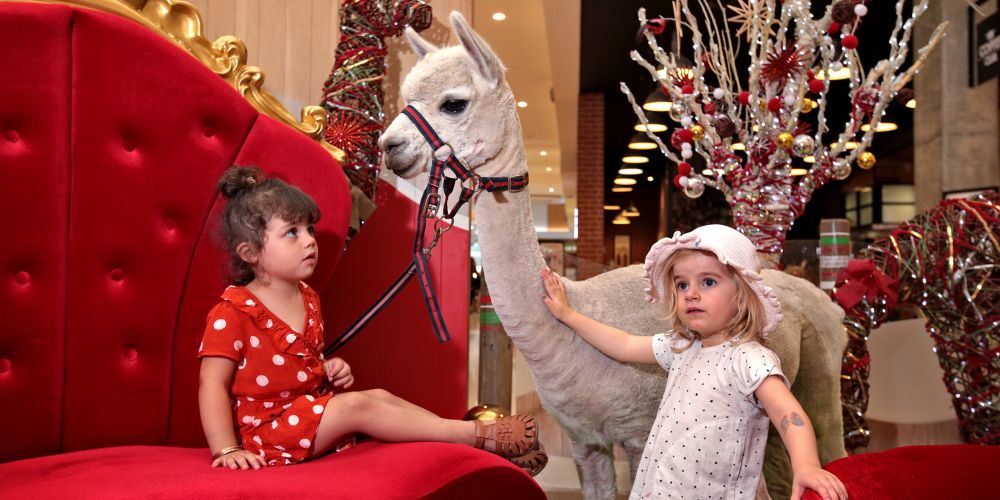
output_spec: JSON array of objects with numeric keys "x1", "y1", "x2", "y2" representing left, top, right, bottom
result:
[
  {"x1": 324, "y1": 357, "x2": 354, "y2": 389},
  {"x1": 541, "y1": 268, "x2": 574, "y2": 322}
]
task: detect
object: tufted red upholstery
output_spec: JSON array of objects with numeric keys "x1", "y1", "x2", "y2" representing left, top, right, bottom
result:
[
  {"x1": 0, "y1": 2, "x2": 540, "y2": 498},
  {"x1": 801, "y1": 445, "x2": 1000, "y2": 500}
]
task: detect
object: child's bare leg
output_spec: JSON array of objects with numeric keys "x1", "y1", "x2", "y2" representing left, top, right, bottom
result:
[
  {"x1": 363, "y1": 388, "x2": 438, "y2": 418},
  {"x1": 311, "y1": 390, "x2": 475, "y2": 456}
]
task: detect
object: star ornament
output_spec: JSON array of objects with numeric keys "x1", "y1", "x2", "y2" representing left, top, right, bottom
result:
[
  {"x1": 727, "y1": 0, "x2": 775, "y2": 42},
  {"x1": 761, "y1": 43, "x2": 806, "y2": 90}
]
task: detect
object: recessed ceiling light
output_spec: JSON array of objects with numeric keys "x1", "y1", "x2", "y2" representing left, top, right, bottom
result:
[
  {"x1": 614, "y1": 177, "x2": 638, "y2": 186},
  {"x1": 492, "y1": 12, "x2": 506, "y2": 21},
  {"x1": 647, "y1": 176, "x2": 654, "y2": 182},
  {"x1": 791, "y1": 168, "x2": 808, "y2": 176},
  {"x1": 731, "y1": 142, "x2": 746, "y2": 151},
  {"x1": 702, "y1": 169, "x2": 714, "y2": 176},
  {"x1": 517, "y1": 101, "x2": 528, "y2": 108},
  {"x1": 603, "y1": 205, "x2": 621, "y2": 210},
  {"x1": 540, "y1": 150, "x2": 548, "y2": 156},
  {"x1": 803, "y1": 155, "x2": 816, "y2": 163},
  {"x1": 634, "y1": 123, "x2": 668, "y2": 133},
  {"x1": 816, "y1": 67, "x2": 850, "y2": 81},
  {"x1": 548, "y1": 187, "x2": 555, "y2": 193},
  {"x1": 906, "y1": 99, "x2": 916, "y2": 109},
  {"x1": 611, "y1": 186, "x2": 633, "y2": 193},
  {"x1": 618, "y1": 167, "x2": 644, "y2": 175},
  {"x1": 545, "y1": 167, "x2": 552, "y2": 172},
  {"x1": 622, "y1": 155, "x2": 649, "y2": 164},
  {"x1": 861, "y1": 122, "x2": 898, "y2": 132}
]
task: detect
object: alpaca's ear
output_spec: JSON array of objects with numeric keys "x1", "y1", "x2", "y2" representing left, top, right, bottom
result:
[
  {"x1": 450, "y1": 11, "x2": 503, "y2": 86},
  {"x1": 404, "y1": 26, "x2": 438, "y2": 59}
]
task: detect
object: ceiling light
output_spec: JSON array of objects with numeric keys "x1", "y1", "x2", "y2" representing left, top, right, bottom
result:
[
  {"x1": 622, "y1": 155, "x2": 649, "y2": 164},
  {"x1": 612, "y1": 212, "x2": 630, "y2": 225},
  {"x1": 628, "y1": 133, "x2": 657, "y2": 150},
  {"x1": 634, "y1": 123, "x2": 668, "y2": 133},
  {"x1": 642, "y1": 88, "x2": 672, "y2": 112},
  {"x1": 803, "y1": 155, "x2": 816, "y2": 163},
  {"x1": 731, "y1": 142, "x2": 746, "y2": 151},
  {"x1": 619, "y1": 166, "x2": 644, "y2": 176},
  {"x1": 701, "y1": 169, "x2": 714, "y2": 176},
  {"x1": 623, "y1": 201, "x2": 640, "y2": 217},
  {"x1": 611, "y1": 186, "x2": 633, "y2": 193},
  {"x1": 791, "y1": 168, "x2": 808, "y2": 176},
  {"x1": 548, "y1": 187, "x2": 555, "y2": 193},
  {"x1": 604, "y1": 205, "x2": 621, "y2": 210},
  {"x1": 861, "y1": 122, "x2": 898, "y2": 132},
  {"x1": 614, "y1": 177, "x2": 637, "y2": 186},
  {"x1": 491, "y1": 12, "x2": 506, "y2": 21},
  {"x1": 647, "y1": 176, "x2": 654, "y2": 182},
  {"x1": 540, "y1": 150, "x2": 548, "y2": 156},
  {"x1": 545, "y1": 167, "x2": 552, "y2": 172},
  {"x1": 816, "y1": 67, "x2": 850, "y2": 81},
  {"x1": 906, "y1": 99, "x2": 916, "y2": 109},
  {"x1": 517, "y1": 101, "x2": 527, "y2": 108},
  {"x1": 832, "y1": 141, "x2": 859, "y2": 150}
]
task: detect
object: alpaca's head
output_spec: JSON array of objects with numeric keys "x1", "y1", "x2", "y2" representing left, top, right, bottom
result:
[{"x1": 379, "y1": 11, "x2": 521, "y2": 179}]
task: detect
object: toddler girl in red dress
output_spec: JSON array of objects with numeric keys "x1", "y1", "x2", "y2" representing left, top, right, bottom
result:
[{"x1": 198, "y1": 166, "x2": 542, "y2": 472}]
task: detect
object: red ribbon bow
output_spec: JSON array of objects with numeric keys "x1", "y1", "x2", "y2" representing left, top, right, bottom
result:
[{"x1": 833, "y1": 259, "x2": 899, "y2": 311}]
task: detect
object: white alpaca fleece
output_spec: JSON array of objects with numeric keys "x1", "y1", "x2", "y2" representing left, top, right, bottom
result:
[{"x1": 379, "y1": 12, "x2": 848, "y2": 500}]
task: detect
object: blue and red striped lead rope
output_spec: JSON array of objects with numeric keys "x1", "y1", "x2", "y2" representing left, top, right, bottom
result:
[{"x1": 325, "y1": 105, "x2": 528, "y2": 355}]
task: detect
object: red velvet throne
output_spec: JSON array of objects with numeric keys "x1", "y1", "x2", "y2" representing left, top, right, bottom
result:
[{"x1": 0, "y1": 0, "x2": 543, "y2": 497}]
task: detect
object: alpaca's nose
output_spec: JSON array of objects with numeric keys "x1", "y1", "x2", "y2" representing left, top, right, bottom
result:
[{"x1": 379, "y1": 134, "x2": 404, "y2": 155}]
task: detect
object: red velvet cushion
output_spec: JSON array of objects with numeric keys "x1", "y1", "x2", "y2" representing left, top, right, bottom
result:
[
  {"x1": 802, "y1": 445, "x2": 1000, "y2": 499},
  {"x1": 0, "y1": 442, "x2": 544, "y2": 499}
]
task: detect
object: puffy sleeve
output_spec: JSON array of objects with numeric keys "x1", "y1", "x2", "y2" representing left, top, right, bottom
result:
[
  {"x1": 730, "y1": 343, "x2": 789, "y2": 402},
  {"x1": 198, "y1": 301, "x2": 247, "y2": 363},
  {"x1": 651, "y1": 332, "x2": 677, "y2": 370}
]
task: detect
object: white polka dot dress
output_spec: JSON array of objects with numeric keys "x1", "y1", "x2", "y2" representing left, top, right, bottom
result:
[
  {"x1": 630, "y1": 334, "x2": 789, "y2": 500},
  {"x1": 198, "y1": 282, "x2": 351, "y2": 464}
]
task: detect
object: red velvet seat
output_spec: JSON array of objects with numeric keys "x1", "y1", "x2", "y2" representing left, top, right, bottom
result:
[{"x1": 0, "y1": 1, "x2": 541, "y2": 497}]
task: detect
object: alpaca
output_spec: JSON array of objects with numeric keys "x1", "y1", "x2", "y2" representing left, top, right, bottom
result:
[{"x1": 379, "y1": 12, "x2": 847, "y2": 499}]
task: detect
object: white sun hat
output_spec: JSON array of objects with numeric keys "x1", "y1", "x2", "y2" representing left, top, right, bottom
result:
[{"x1": 643, "y1": 224, "x2": 783, "y2": 337}]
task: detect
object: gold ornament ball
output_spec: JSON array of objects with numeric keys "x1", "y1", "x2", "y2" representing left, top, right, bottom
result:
[
  {"x1": 690, "y1": 124, "x2": 705, "y2": 141},
  {"x1": 857, "y1": 151, "x2": 876, "y2": 170},
  {"x1": 776, "y1": 132, "x2": 794, "y2": 149},
  {"x1": 801, "y1": 99, "x2": 815, "y2": 113},
  {"x1": 463, "y1": 404, "x2": 507, "y2": 421}
]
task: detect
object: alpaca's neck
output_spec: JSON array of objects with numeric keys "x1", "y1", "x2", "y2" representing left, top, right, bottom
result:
[{"x1": 475, "y1": 171, "x2": 575, "y2": 371}]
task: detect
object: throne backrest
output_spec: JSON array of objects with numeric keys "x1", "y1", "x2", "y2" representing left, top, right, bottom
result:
[{"x1": 0, "y1": 1, "x2": 350, "y2": 462}]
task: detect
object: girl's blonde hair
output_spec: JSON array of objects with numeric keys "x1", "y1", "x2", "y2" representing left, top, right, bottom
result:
[{"x1": 658, "y1": 249, "x2": 767, "y2": 352}]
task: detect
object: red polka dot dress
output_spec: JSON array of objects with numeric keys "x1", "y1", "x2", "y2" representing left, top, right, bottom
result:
[{"x1": 198, "y1": 282, "x2": 339, "y2": 466}]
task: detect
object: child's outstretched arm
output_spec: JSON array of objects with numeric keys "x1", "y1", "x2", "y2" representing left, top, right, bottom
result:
[
  {"x1": 199, "y1": 357, "x2": 267, "y2": 470},
  {"x1": 756, "y1": 377, "x2": 848, "y2": 500},
  {"x1": 541, "y1": 268, "x2": 655, "y2": 364}
]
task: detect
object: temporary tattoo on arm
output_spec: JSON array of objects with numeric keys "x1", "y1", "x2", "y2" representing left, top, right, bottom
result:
[{"x1": 779, "y1": 412, "x2": 805, "y2": 436}]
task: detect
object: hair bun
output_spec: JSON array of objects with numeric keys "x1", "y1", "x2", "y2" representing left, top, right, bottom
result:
[{"x1": 217, "y1": 165, "x2": 264, "y2": 199}]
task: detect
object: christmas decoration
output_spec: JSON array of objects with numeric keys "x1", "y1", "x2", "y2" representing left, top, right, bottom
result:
[
  {"x1": 322, "y1": 0, "x2": 432, "y2": 201},
  {"x1": 621, "y1": 0, "x2": 947, "y2": 257},
  {"x1": 834, "y1": 192, "x2": 1000, "y2": 449}
]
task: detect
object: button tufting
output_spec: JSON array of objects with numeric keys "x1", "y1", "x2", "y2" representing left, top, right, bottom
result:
[
  {"x1": 110, "y1": 268, "x2": 125, "y2": 282},
  {"x1": 14, "y1": 271, "x2": 29, "y2": 285},
  {"x1": 123, "y1": 139, "x2": 136, "y2": 152},
  {"x1": 0, "y1": 358, "x2": 10, "y2": 373},
  {"x1": 4, "y1": 130, "x2": 18, "y2": 143},
  {"x1": 203, "y1": 126, "x2": 215, "y2": 137},
  {"x1": 124, "y1": 348, "x2": 138, "y2": 361},
  {"x1": 163, "y1": 218, "x2": 177, "y2": 231}
]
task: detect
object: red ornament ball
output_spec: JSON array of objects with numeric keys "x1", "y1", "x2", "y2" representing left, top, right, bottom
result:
[
  {"x1": 738, "y1": 91, "x2": 750, "y2": 106},
  {"x1": 767, "y1": 97, "x2": 782, "y2": 113},
  {"x1": 704, "y1": 102, "x2": 718, "y2": 114},
  {"x1": 677, "y1": 162, "x2": 693, "y2": 176},
  {"x1": 827, "y1": 22, "x2": 841, "y2": 35},
  {"x1": 670, "y1": 129, "x2": 694, "y2": 149},
  {"x1": 673, "y1": 174, "x2": 685, "y2": 189},
  {"x1": 809, "y1": 79, "x2": 825, "y2": 94},
  {"x1": 842, "y1": 34, "x2": 859, "y2": 50},
  {"x1": 681, "y1": 83, "x2": 695, "y2": 95}
]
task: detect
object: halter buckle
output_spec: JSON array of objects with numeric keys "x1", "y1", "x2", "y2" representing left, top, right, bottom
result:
[
  {"x1": 508, "y1": 176, "x2": 525, "y2": 193},
  {"x1": 424, "y1": 192, "x2": 441, "y2": 218}
]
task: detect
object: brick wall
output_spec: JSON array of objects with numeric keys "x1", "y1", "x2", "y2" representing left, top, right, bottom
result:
[{"x1": 577, "y1": 93, "x2": 605, "y2": 279}]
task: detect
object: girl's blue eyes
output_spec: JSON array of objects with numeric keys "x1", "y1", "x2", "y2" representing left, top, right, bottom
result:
[
  {"x1": 675, "y1": 278, "x2": 718, "y2": 290},
  {"x1": 284, "y1": 226, "x2": 315, "y2": 238}
]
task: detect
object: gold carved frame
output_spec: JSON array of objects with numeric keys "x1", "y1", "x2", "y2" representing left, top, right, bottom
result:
[{"x1": 7, "y1": 0, "x2": 345, "y2": 163}]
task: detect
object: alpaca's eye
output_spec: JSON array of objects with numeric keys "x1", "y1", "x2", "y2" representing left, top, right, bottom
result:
[{"x1": 440, "y1": 99, "x2": 468, "y2": 115}]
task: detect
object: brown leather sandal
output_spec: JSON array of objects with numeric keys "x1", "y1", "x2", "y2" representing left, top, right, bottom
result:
[
  {"x1": 509, "y1": 442, "x2": 548, "y2": 477},
  {"x1": 473, "y1": 414, "x2": 538, "y2": 459}
]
